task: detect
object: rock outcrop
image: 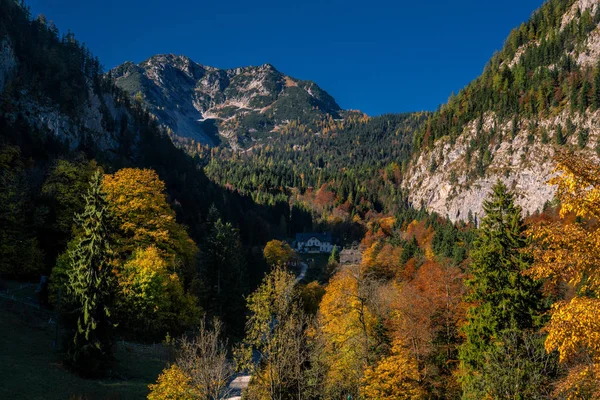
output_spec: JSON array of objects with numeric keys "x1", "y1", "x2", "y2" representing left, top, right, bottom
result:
[{"x1": 405, "y1": 110, "x2": 600, "y2": 222}]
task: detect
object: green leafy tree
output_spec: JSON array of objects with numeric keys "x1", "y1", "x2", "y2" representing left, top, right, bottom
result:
[
  {"x1": 458, "y1": 181, "x2": 544, "y2": 399},
  {"x1": 65, "y1": 171, "x2": 115, "y2": 376},
  {"x1": 116, "y1": 246, "x2": 201, "y2": 338}
]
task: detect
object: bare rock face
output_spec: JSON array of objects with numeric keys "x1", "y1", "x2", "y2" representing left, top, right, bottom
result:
[
  {"x1": 13, "y1": 85, "x2": 126, "y2": 152},
  {"x1": 576, "y1": 25, "x2": 600, "y2": 67},
  {"x1": 405, "y1": 110, "x2": 600, "y2": 222},
  {"x1": 562, "y1": 0, "x2": 598, "y2": 28}
]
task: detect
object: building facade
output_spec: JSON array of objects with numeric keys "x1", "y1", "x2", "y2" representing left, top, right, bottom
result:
[{"x1": 295, "y1": 233, "x2": 334, "y2": 254}]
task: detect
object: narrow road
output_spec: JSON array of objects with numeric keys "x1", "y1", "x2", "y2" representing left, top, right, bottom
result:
[
  {"x1": 295, "y1": 262, "x2": 308, "y2": 283},
  {"x1": 226, "y1": 374, "x2": 251, "y2": 400}
]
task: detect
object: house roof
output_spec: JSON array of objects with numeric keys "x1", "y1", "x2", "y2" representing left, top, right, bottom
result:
[{"x1": 296, "y1": 232, "x2": 332, "y2": 243}]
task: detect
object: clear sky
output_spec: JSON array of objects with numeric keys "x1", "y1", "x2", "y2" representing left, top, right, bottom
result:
[{"x1": 27, "y1": 0, "x2": 544, "y2": 115}]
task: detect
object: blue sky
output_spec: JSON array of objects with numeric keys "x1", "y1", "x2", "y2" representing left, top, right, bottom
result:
[{"x1": 27, "y1": 0, "x2": 544, "y2": 115}]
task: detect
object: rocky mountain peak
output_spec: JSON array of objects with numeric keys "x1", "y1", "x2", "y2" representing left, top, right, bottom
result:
[{"x1": 109, "y1": 55, "x2": 341, "y2": 148}]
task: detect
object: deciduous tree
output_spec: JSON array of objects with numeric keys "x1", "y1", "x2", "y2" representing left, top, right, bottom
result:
[
  {"x1": 102, "y1": 168, "x2": 198, "y2": 274},
  {"x1": 236, "y1": 266, "x2": 312, "y2": 399},
  {"x1": 360, "y1": 339, "x2": 425, "y2": 400},
  {"x1": 263, "y1": 239, "x2": 295, "y2": 267},
  {"x1": 148, "y1": 319, "x2": 232, "y2": 400},
  {"x1": 528, "y1": 154, "x2": 600, "y2": 398}
]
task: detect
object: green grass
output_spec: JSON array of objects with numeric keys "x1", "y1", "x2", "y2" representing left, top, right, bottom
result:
[{"x1": 0, "y1": 299, "x2": 167, "y2": 400}]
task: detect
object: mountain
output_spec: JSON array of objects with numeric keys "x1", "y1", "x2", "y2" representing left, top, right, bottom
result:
[
  {"x1": 109, "y1": 55, "x2": 341, "y2": 149},
  {"x1": 404, "y1": 0, "x2": 600, "y2": 221}
]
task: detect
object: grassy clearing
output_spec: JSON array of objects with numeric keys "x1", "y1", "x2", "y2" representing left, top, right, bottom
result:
[{"x1": 0, "y1": 299, "x2": 166, "y2": 400}]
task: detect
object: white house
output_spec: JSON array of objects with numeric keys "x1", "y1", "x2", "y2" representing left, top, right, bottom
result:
[{"x1": 295, "y1": 233, "x2": 334, "y2": 254}]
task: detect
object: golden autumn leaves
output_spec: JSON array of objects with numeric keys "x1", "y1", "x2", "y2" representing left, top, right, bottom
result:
[
  {"x1": 314, "y1": 152, "x2": 600, "y2": 399},
  {"x1": 527, "y1": 153, "x2": 600, "y2": 399},
  {"x1": 139, "y1": 150, "x2": 600, "y2": 399},
  {"x1": 103, "y1": 168, "x2": 200, "y2": 335}
]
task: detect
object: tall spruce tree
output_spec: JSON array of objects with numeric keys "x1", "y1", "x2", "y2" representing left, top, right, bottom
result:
[
  {"x1": 66, "y1": 170, "x2": 115, "y2": 376},
  {"x1": 199, "y1": 206, "x2": 248, "y2": 335},
  {"x1": 459, "y1": 181, "x2": 543, "y2": 399}
]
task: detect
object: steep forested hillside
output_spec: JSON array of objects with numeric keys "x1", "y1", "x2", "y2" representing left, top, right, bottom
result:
[
  {"x1": 205, "y1": 112, "x2": 429, "y2": 216},
  {"x1": 406, "y1": 0, "x2": 600, "y2": 220}
]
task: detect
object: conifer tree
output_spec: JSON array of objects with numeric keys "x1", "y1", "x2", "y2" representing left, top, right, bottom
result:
[
  {"x1": 458, "y1": 181, "x2": 543, "y2": 399},
  {"x1": 66, "y1": 170, "x2": 115, "y2": 376},
  {"x1": 199, "y1": 206, "x2": 248, "y2": 334},
  {"x1": 593, "y1": 61, "x2": 600, "y2": 110}
]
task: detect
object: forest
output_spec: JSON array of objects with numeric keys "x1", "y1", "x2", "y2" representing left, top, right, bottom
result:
[{"x1": 2, "y1": 0, "x2": 600, "y2": 398}]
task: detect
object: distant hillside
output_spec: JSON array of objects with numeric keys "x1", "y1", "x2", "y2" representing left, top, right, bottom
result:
[{"x1": 109, "y1": 55, "x2": 341, "y2": 149}]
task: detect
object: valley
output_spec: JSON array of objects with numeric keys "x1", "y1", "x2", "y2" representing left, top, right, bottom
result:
[{"x1": 2, "y1": 0, "x2": 600, "y2": 398}]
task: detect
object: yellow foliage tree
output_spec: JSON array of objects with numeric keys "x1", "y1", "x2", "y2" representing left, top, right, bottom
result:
[
  {"x1": 361, "y1": 340, "x2": 425, "y2": 400},
  {"x1": 102, "y1": 168, "x2": 198, "y2": 271},
  {"x1": 118, "y1": 246, "x2": 200, "y2": 335},
  {"x1": 318, "y1": 265, "x2": 377, "y2": 398},
  {"x1": 528, "y1": 154, "x2": 600, "y2": 398},
  {"x1": 263, "y1": 239, "x2": 295, "y2": 267},
  {"x1": 102, "y1": 169, "x2": 200, "y2": 336},
  {"x1": 148, "y1": 364, "x2": 197, "y2": 400}
]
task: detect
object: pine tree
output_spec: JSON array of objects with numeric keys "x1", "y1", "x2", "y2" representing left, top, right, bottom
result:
[
  {"x1": 580, "y1": 80, "x2": 592, "y2": 113},
  {"x1": 66, "y1": 170, "x2": 115, "y2": 376},
  {"x1": 199, "y1": 208, "x2": 248, "y2": 334},
  {"x1": 555, "y1": 124, "x2": 565, "y2": 146},
  {"x1": 593, "y1": 61, "x2": 600, "y2": 110},
  {"x1": 458, "y1": 181, "x2": 543, "y2": 399}
]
